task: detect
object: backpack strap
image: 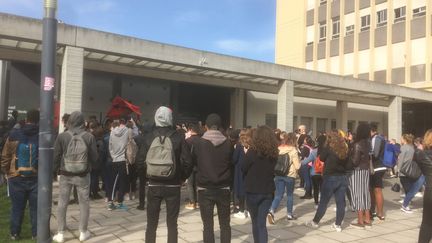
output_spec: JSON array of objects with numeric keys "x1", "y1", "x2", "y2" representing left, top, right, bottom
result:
[{"x1": 154, "y1": 130, "x2": 176, "y2": 144}]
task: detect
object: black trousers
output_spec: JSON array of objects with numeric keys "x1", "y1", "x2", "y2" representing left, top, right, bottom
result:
[
  {"x1": 138, "y1": 172, "x2": 147, "y2": 207},
  {"x1": 145, "y1": 186, "x2": 180, "y2": 243},
  {"x1": 419, "y1": 189, "x2": 432, "y2": 243},
  {"x1": 198, "y1": 189, "x2": 231, "y2": 243},
  {"x1": 311, "y1": 175, "x2": 323, "y2": 205}
]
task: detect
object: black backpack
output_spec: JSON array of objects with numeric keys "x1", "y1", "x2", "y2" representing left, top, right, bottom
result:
[{"x1": 274, "y1": 153, "x2": 291, "y2": 176}]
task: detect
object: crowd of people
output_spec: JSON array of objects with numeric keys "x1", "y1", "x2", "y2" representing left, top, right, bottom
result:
[{"x1": 0, "y1": 107, "x2": 431, "y2": 243}]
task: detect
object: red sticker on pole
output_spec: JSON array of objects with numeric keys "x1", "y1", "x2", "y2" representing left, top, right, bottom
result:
[{"x1": 44, "y1": 76, "x2": 55, "y2": 91}]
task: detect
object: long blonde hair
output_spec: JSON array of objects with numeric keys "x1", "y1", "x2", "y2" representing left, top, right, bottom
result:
[
  {"x1": 423, "y1": 129, "x2": 432, "y2": 150},
  {"x1": 326, "y1": 130, "x2": 349, "y2": 159}
]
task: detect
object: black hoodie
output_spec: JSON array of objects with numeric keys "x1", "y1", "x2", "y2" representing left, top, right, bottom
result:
[{"x1": 190, "y1": 130, "x2": 233, "y2": 189}]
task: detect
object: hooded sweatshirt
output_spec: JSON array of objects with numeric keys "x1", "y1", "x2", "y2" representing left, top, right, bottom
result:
[
  {"x1": 53, "y1": 111, "x2": 98, "y2": 175},
  {"x1": 109, "y1": 125, "x2": 130, "y2": 162},
  {"x1": 191, "y1": 129, "x2": 233, "y2": 189},
  {"x1": 279, "y1": 145, "x2": 301, "y2": 178}
]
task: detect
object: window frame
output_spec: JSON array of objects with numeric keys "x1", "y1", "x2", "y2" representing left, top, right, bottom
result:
[
  {"x1": 376, "y1": 9, "x2": 387, "y2": 27},
  {"x1": 360, "y1": 14, "x2": 371, "y2": 31},
  {"x1": 394, "y1": 6, "x2": 406, "y2": 23},
  {"x1": 346, "y1": 24, "x2": 354, "y2": 36},
  {"x1": 413, "y1": 6, "x2": 426, "y2": 18},
  {"x1": 319, "y1": 22, "x2": 327, "y2": 42},
  {"x1": 332, "y1": 18, "x2": 340, "y2": 39}
]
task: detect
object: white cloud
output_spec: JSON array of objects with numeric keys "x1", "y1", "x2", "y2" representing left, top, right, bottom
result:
[{"x1": 215, "y1": 38, "x2": 274, "y2": 54}]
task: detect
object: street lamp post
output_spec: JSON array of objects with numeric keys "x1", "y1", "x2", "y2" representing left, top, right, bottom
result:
[{"x1": 38, "y1": 0, "x2": 57, "y2": 242}]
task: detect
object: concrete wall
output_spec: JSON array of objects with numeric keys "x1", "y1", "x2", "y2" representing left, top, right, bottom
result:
[
  {"x1": 82, "y1": 70, "x2": 170, "y2": 124},
  {"x1": 246, "y1": 91, "x2": 387, "y2": 136},
  {"x1": 8, "y1": 64, "x2": 40, "y2": 116}
]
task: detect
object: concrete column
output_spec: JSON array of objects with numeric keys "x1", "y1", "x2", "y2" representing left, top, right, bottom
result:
[
  {"x1": 59, "y1": 46, "x2": 84, "y2": 131},
  {"x1": 388, "y1": 96, "x2": 402, "y2": 141},
  {"x1": 0, "y1": 60, "x2": 9, "y2": 120},
  {"x1": 230, "y1": 88, "x2": 245, "y2": 129},
  {"x1": 277, "y1": 80, "x2": 294, "y2": 132},
  {"x1": 336, "y1": 100, "x2": 348, "y2": 131},
  {"x1": 312, "y1": 116, "x2": 317, "y2": 138}
]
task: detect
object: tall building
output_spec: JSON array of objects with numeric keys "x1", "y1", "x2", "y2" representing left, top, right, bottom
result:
[{"x1": 276, "y1": 0, "x2": 432, "y2": 90}]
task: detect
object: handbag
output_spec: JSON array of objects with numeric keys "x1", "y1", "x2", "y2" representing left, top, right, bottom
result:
[
  {"x1": 369, "y1": 156, "x2": 375, "y2": 175},
  {"x1": 391, "y1": 183, "x2": 401, "y2": 192},
  {"x1": 399, "y1": 159, "x2": 422, "y2": 180}
]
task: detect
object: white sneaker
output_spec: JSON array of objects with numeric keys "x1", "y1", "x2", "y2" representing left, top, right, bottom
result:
[
  {"x1": 332, "y1": 223, "x2": 342, "y2": 232},
  {"x1": 401, "y1": 206, "x2": 414, "y2": 214},
  {"x1": 79, "y1": 230, "x2": 91, "y2": 242},
  {"x1": 305, "y1": 221, "x2": 319, "y2": 228},
  {"x1": 415, "y1": 192, "x2": 423, "y2": 198},
  {"x1": 52, "y1": 232, "x2": 65, "y2": 243},
  {"x1": 233, "y1": 212, "x2": 247, "y2": 219}
]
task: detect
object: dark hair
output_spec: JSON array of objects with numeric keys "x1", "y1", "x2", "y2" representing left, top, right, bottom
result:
[
  {"x1": 370, "y1": 124, "x2": 378, "y2": 132},
  {"x1": 62, "y1": 113, "x2": 70, "y2": 123},
  {"x1": 187, "y1": 123, "x2": 201, "y2": 134},
  {"x1": 298, "y1": 134, "x2": 307, "y2": 147},
  {"x1": 304, "y1": 135, "x2": 315, "y2": 147},
  {"x1": 282, "y1": 132, "x2": 297, "y2": 146},
  {"x1": 316, "y1": 134, "x2": 327, "y2": 152},
  {"x1": 26, "y1": 109, "x2": 39, "y2": 124},
  {"x1": 354, "y1": 123, "x2": 371, "y2": 143},
  {"x1": 251, "y1": 126, "x2": 279, "y2": 159}
]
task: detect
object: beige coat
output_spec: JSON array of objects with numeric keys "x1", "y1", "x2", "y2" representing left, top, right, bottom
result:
[{"x1": 278, "y1": 145, "x2": 301, "y2": 178}]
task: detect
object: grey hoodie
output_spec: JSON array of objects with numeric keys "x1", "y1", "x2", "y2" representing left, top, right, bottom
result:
[
  {"x1": 109, "y1": 125, "x2": 130, "y2": 162},
  {"x1": 53, "y1": 111, "x2": 98, "y2": 175}
]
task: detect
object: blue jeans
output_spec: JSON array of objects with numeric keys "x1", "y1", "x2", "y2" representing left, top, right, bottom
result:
[
  {"x1": 300, "y1": 164, "x2": 312, "y2": 194},
  {"x1": 246, "y1": 192, "x2": 273, "y2": 243},
  {"x1": 8, "y1": 176, "x2": 38, "y2": 237},
  {"x1": 313, "y1": 175, "x2": 347, "y2": 226},
  {"x1": 198, "y1": 189, "x2": 231, "y2": 243},
  {"x1": 270, "y1": 176, "x2": 295, "y2": 215},
  {"x1": 402, "y1": 175, "x2": 425, "y2": 207}
]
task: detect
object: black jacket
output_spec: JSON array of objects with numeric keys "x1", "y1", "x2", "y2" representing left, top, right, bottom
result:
[
  {"x1": 415, "y1": 149, "x2": 432, "y2": 191},
  {"x1": 190, "y1": 130, "x2": 233, "y2": 189},
  {"x1": 242, "y1": 149, "x2": 276, "y2": 194},
  {"x1": 320, "y1": 147, "x2": 348, "y2": 176},
  {"x1": 136, "y1": 126, "x2": 193, "y2": 186}
]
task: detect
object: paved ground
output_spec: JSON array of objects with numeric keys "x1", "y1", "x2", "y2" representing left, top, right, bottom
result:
[{"x1": 51, "y1": 177, "x2": 424, "y2": 243}]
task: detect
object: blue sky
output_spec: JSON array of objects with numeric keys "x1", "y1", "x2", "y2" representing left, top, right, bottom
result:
[{"x1": 0, "y1": 0, "x2": 276, "y2": 62}]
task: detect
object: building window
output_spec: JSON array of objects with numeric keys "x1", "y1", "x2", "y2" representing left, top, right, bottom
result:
[
  {"x1": 332, "y1": 18, "x2": 340, "y2": 39},
  {"x1": 265, "y1": 114, "x2": 277, "y2": 129},
  {"x1": 320, "y1": 0, "x2": 327, "y2": 6},
  {"x1": 376, "y1": 9, "x2": 387, "y2": 27},
  {"x1": 319, "y1": 22, "x2": 326, "y2": 42},
  {"x1": 413, "y1": 6, "x2": 426, "y2": 18},
  {"x1": 394, "y1": 6, "x2": 406, "y2": 23},
  {"x1": 346, "y1": 25, "x2": 354, "y2": 36},
  {"x1": 361, "y1": 15, "x2": 370, "y2": 31}
]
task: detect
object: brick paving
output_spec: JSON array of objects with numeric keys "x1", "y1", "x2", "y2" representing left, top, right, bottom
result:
[{"x1": 51, "y1": 177, "x2": 423, "y2": 242}]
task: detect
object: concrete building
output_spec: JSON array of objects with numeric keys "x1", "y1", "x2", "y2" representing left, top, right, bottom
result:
[
  {"x1": 274, "y1": 0, "x2": 432, "y2": 136},
  {"x1": 0, "y1": 13, "x2": 431, "y2": 140}
]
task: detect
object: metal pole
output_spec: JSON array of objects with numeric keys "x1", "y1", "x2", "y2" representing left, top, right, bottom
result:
[{"x1": 38, "y1": 1, "x2": 57, "y2": 242}]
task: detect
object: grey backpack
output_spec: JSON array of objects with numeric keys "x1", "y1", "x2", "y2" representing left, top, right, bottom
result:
[
  {"x1": 145, "y1": 130, "x2": 176, "y2": 180},
  {"x1": 64, "y1": 131, "x2": 89, "y2": 174}
]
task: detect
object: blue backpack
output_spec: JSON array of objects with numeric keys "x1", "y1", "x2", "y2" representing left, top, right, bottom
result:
[{"x1": 15, "y1": 142, "x2": 38, "y2": 176}]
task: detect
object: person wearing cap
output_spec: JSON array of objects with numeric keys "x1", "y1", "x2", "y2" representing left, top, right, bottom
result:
[
  {"x1": 189, "y1": 113, "x2": 233, "y2": 243},
  {"x1": 138, "y1": 106, "x2": 193, "y2": 243}
]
